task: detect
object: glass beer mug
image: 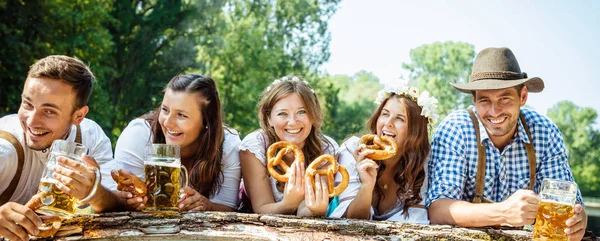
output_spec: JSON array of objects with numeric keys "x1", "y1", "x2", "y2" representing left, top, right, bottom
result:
[
  {"x1": 533, "y1": 178, "x2": 578, "y2": 241},
  {"x1": 37, "y1": 140, "x2": 89, "y2": 217},
  {"x1": 143, "y1": 144, "x2": 188, "y2": 214}
]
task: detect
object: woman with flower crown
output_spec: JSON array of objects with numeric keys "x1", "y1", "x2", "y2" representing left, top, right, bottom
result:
[
  {"x1": 239, "y1": 75, "x2": 338, "y2": 216},
  {"x1": 327, "y1": 81, "x2": 438, "y2": 224}
]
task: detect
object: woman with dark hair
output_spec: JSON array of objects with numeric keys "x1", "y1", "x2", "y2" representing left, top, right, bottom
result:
[
  {"x1": 239, "y1": 75, "x2": 338, "y2": 216},
  {"x1": 328, "y1": 81, "x2": 438, "y2": 223},
  {"x1": 103, "y1": 74, "x2": 240, "y2": 211}
]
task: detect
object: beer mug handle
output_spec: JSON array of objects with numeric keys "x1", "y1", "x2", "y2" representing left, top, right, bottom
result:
[{"x1": 180, "y1": 165, "x2": 189, "y2": 189}]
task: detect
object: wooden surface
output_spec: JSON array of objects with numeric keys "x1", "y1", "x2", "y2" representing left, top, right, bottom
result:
[{"x1": 23, "y1": 211, "x2": 561, "y2": 240}]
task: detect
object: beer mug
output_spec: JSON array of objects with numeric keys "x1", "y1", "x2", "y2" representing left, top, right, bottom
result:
[
  {"x1": 142, "y1": 144, "x2": 188, "y2": 214},
  {"x1": 37, "y1": 140, "x2": 89, "y2": 218},
  {"x1": 533, "y1": 178, "x2": 578, "y2": 241}
]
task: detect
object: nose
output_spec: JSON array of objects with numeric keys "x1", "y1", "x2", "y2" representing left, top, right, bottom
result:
[
  {"x1": 384, "y1": 116, "x2": 394, "y2": 127},
  {"x1": 26, "y1": 109, "x2": 43, "y2": 128},
  {"x1": 163, "y1": 113, "x2": 176, "y2": 129},
  {"x1": 489, "y1": 103, "x2": 502, "y2": 116},
  {"x1": 287, "y1": 113, "x2": 298, "y2": 125}
]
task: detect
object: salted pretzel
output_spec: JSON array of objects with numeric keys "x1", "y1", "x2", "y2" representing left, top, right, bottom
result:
[
  {"x1": 25, "y1": 193, "x2": 62, "y2": 238},
  {"x1": 111, "y1": 169, "x2": 147, "y2": 197},
  {"x1": 267, "y1": 141, "x2": 304, "y2": 182},
  {"x1": 305, "y1": 154, "x2": 349, "y2": 198},
  {"x1": 359, "y1": 134, "x2": 397, "y2": 160}
]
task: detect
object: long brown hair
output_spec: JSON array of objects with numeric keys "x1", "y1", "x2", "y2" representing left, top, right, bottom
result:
[
  {"x1": 144, "y1": 74, "x2": 225, "y2": 197},
  {"x1": 366, "y1": 94, "x2": 430, "y2": 217},
  {"x1": 257, "y1": 75, "x2": 333, "y2": 167}
]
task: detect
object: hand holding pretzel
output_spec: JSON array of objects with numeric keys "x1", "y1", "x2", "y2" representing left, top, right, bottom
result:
[
  {"x1": 25, "y1": 193, "x2": 62, "y2": 238},
  {"x1": 111, "y1": 169, "x2": 147, "y2": 197},
  {"x1": 305, "y1": 154, "x2": 349, "y2": 198},
  {"x1": 358, "y1": 134, "x2": 397, "y2": 160},
  {"x1": 267, "y1": 141, "x2": 305, "y2": 182}
]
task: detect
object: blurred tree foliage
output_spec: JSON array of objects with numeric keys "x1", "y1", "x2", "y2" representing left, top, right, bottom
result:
[
  {"x1": 547, "y1": 101, "x2": 600, "y2": 196},
  {"x1": 402, "y1": 41, "x2": 475, "y2": 121}
]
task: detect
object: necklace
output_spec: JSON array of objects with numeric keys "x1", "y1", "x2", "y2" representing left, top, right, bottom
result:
[{"x1": 380, "y1": 180, "x2": 391, "y2": 190}]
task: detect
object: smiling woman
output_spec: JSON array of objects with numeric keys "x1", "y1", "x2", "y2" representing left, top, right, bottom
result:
[
  {"x1": 101, "y1": 74, "x2": 242, "y2": 213},
  {"x1": 238, "y1": 75, "x2": 338, "y2": 217}
]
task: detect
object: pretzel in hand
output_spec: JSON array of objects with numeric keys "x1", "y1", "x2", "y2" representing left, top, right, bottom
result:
[
  {"x1": 359, "y1": 134, "x2": 397, "y2": 160},
  {"x1": 25, "y1": 193, "x2": 62, "y2": 238},
  {"x1": 111, "y1": 169, "x2": 147, "y2": 197},
  {"x1": 305, "y1": 155, "x2": 349, "y2": 198},
  {"x1": 267, "y1": 141, "x2": 305, "y2": 182}
]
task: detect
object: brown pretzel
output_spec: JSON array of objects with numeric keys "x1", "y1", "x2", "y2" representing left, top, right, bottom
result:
[
  {"x1": 305, "y1": 155, "x2": 349, "y2": 198},
  {"x1": 111, "y1": 169, "x2": 147, "y2": 197},
  {"x1": 25, "y1": 193, "x2": 62, "y2": 238},
  {"x1": 359, "y1": 134, "x2": 397, "y2": 160},
  {"x1": 267, "y1": 141, "x2": 304, "y2": 182}
]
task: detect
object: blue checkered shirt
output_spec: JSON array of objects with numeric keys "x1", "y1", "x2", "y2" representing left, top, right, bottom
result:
[{"x1": 426, "y1": 107, "x2": 583, "y2": 207}]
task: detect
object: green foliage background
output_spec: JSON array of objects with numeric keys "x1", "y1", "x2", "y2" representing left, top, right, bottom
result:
[{"x1": 1, "y1": 0, "x2": 598, "y2": 203}]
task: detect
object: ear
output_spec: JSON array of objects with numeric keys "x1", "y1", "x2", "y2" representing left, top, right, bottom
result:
[
  {"x1": 72, "y1": 105, "x2": 89, "y2": 125},
  {"x1": 267, "y1": 117, "x2": 273, "y2": 128},
  {"x1": 520, "y1": 86, "x2": 529, "y2": 107},
  {"x1": 471, "y1": 93, "x2": 476, "y2": 104}
]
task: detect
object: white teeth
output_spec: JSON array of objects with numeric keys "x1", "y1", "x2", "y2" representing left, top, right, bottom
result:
[
  {"x1": 286, "y1": 129, "x2": 301, "y2": 134},
  {"x1": 382, "y1": 131, "x2": 396, "y2": 137},
  {"x1": 489, "y1": 118, "x2": 505, "y2": 124},
  {"x1": 167, "y1": 130, "x2": 182, "y2": 135},
  {"x1": 30, "y1": 129, "x2": 46, "y2": 135}
]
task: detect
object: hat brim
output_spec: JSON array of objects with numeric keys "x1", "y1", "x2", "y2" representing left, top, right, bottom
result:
[{"x1": 450, "y1": 77, "x2": 544, "y2": 93}]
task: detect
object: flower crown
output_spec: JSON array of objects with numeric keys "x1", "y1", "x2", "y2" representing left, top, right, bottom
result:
[
  {"x1": 375, "y1": 81, "x2": 439, "y2": 126},
  {"x1": 265, "y1": 75, "x2": 315, "y2": 93}
]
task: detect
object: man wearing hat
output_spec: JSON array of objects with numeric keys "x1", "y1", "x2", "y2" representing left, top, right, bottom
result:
[{"x1": 426, "y1": 47, "x2": 587, "y2": 240}]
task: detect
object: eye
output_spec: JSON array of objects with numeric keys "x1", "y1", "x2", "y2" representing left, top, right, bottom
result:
[
  {"x1": 21, "y1": 101, "x2": 33, "y2": 109},
  {"x1": 45, "y1": 110, "x2": 56, "y2": 115},
  {"x1": 178, "y1": 113, "x2": 187, "y2": 118},
  {"x1": 396, "y1": 116, "x2": 405, "y2": 121},
  {"x1": 277, "y1": 112, "x2": 287, "y2": 116},
  {"x1": 161, "y1": 107, "x2": 168, "y2": 113},
  {"x1": 381, "y1": 112, "x2": 389, "y2": 117},
  {"x1": 297, "y1": 110, "x2": 306, "y2": 115}
]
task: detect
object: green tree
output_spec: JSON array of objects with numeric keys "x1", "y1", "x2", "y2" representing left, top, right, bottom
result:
[
  {"x1": 402, "y1": 41, "x2": 475, "y2": 121},
  {"x1": 547, "y1": 101, "x2": 600, "y2": 196}
]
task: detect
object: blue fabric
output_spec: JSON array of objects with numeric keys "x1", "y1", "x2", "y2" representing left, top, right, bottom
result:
[
  {"x1": 426, "y1": 107, "x2": 584, "y2": 207},
  {"x1": 326, "y1": 196, "x2": 339, "y2": 217}
]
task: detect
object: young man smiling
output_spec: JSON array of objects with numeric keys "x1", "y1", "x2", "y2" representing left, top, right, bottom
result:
[
  {"x1": 0, "y1": 55, "x2": 118, "y2": 241},
  {"x1": 426, "y1": 47, "x2": 587, "y2": 241}
]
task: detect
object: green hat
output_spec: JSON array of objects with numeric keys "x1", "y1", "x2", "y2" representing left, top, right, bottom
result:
[{"x1": 451, "y1": 47, "x2": 545, "y2": 93}]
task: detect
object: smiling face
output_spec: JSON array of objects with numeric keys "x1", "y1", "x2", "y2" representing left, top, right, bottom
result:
[
  {"x1": 158, "y1": 89, "x2": 204, "y2": 154},
  {"x1": 473, "y1": 86, "x2": 528, "y2": 148},
  {"x1": 376, "y1": 96, "x2": 409, "y2": 153},
  {"x1": 267, "y1": 93, "x2": 314, "y2": 149},
  {"x1": 18, "y1": 77, "x2": 88, "y2": 150}
]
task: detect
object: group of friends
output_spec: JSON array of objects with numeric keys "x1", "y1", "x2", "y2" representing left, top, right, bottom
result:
[{"x1": 0, "y1": 47, "x2": 588, "y2": 241}]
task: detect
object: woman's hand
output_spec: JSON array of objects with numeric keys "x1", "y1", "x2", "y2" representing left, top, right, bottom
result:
[
  {"x1": 115, "y1": 190, "x2": 147, "y2": 211},
  {"x1": 281, "y1": 161, "x2": 305, "y2": 209},
  {"x1": 178, "y1": 186, "x2": 212, "y2": 212},
  {"x1": 304, "y1": 173, "x2": 329, "y2": 216},
  {"x1": 354, "y1": 145, "x2": 379, "y2": 187}
]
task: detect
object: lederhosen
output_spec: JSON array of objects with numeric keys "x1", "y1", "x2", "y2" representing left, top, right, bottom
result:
[
  {"x1": 0, "y1": 125, "x2": 82, "y2": 205},
  {"x1": 467, "y1": 108, "x2": 537, "y2": 203}
]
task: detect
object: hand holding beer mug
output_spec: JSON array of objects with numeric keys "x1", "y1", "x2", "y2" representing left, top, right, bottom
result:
[
  {"x1": 37, "y1": 140, "x2": 99, "y2": 218},
  {"x1": 533, "y1": 178, "x2": 578, "y2": 241},
  {"x1": 143, "y1": 144, "x2": 189, "y2": 214}
]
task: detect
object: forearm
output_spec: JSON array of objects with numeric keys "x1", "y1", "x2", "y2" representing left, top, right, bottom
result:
[
  {"x1": 209, "y1": 202, "x2": 235, "y2": 212},
  {"x1": 253, "y1": 199, "x2": 298, "y2": 215},
  {"x1": 344, "y1": 184, "x2": 373, "y2": 219},
  {"x1": 89, "y1": 186, "x2": 126, "y2": 213},
  {"x1": 429, "y1": 198, "x2": 505, "y2": 227}
]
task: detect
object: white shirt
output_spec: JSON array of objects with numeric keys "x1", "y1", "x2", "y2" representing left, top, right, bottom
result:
[
  {"x1": 239, "y1": 130, "x2": 339, "y2": 202},
  {"x1": 101, "y1": 118, "x2": 241, "y2": 209},
  {"x1": 328, "y1": 136, "x2": 429, "y2": 224},
  {"x1": 0, "y1": 114, "x2": 113, "y2": 204}
]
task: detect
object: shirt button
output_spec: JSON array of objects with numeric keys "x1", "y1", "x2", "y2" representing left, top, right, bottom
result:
[{"x1": 501, "y1": 174, "x2": 506, "y2": 180}]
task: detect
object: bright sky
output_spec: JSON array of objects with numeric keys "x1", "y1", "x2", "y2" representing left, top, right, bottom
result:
[{"x1": 322, "y1": 0, "x2": 600, "y2": 125}]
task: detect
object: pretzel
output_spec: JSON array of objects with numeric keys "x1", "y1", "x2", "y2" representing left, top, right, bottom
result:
[
  {"x1": 305, "y1": 154, "x2": 349, "y2": 198},
  {"x1": 359, "y1": 134, "x2": 397, "y2": 160},
  {"x1": 266, "y1": 141, "x2": 304, "y2": 182},
  {"x1": 111, "y1": 169, "x2": 147, "y2": 197},
  {"x1": 25, "y1": 193, "x2": 62, "y2": 238}
]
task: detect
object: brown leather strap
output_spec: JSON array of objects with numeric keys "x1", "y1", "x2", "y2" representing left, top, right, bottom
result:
[
  {"x1": 75, "y1": 124, "x2": 82, "y2": 144},
  {"x1": 468, "y1": 108, "x2": 488, "y2": 203},
  {"x1": 0, "y1": 131, "x2": 25, "y2": 205},
  {"x1": 519, "y1": 113, "x2": 536, "y2": 190}
]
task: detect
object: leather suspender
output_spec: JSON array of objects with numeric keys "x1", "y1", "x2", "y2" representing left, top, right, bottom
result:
[
  {"x1": 0, "y1": 125, "x2": 82, "y2": 204},
  {"x1": 467, "y1": 108, "x2": 536, "y2": 203},
  {"x1": 0, "y1": 131, "x2": 25, "y2": 205}
]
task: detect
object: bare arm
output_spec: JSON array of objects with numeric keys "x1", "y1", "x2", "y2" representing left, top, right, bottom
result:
[{"x1": 240, "y1": 150, "x2": 303, "y2": 214}]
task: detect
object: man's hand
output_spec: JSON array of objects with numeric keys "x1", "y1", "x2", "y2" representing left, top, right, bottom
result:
[
  {"x1": 0, "y1": 202, "x2": 42, "y2": 241},
  {"x1": 52, "y1": 154, "x2": 100, "y2": 200},
  {"x1": 499, "y1": 189, "x2": 539, "y2": 226},
  {"x1": 564, "y1": 204, "x2": 587, "y2": 241}
]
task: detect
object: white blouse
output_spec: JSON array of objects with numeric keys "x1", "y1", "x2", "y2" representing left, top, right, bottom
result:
[
  {"x1": 328, "y1": 136, "x2": 429, "y2": 224},
  {"x1": 239, "y1": 130, "x2": 338, "y2": 202},
  {"x1": 100, "y1": 118, "x2": 241, "y2": 209}
]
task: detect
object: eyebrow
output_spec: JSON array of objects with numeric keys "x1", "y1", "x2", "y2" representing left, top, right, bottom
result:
[
  {"x1": 161, "y1": 104, "x2": 189, "y2": 114},
  {"x1": 22, "y1": 95, "x2": 61, "y2": 110}
]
